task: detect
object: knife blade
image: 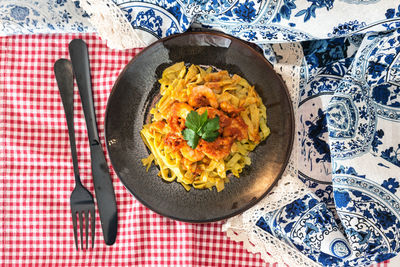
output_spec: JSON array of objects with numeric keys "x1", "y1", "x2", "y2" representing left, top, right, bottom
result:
[{"x1": 68, "y1": 39, "x2": 118, "y2": 245}]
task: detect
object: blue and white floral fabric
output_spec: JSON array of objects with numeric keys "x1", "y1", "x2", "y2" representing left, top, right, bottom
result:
[
  {"x1": 2, "y1": 0, "x2": 400, "y2": 266},
  {"x1": 256, "y1": 28, "x2": 400, "y2": 266},
  {"x1": 111, "y1": 0, "x2": 400, "y2": 44},
  {"x1": 0, "y1": 1, "x2": 94, "y2": 35}
]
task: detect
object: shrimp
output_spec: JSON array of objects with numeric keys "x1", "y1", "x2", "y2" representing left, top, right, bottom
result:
[
  {"x1": 223, "y1": 116, "x2": 248, "y2": 140},
  {"x1": 149, "y1": 120, "x2": 170, "y2": 134},
  {"x1": 197, "y1": 137, "x2": 234, "y2": 161},
  {"x1": 188, "y1": 85, "x2": 219, "y2": 108},
  {"x1": 164, "y1": 132, "x2": 185, "y2": 152},
  {"x1": 220, "y1": 101, "x2": 244, "y2": 115},
  {"x1": 167, "y1": 102, "x2": 193, "y2": 132},
  {"x1": 196, "y1": 107, "x2": 231, "y2": 128},
  {"x1": 180, "y1": 144, "x2": 205, "y2": 162}
]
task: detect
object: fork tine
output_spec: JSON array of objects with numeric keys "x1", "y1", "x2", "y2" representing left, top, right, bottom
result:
[
  {"x1": 85, "y1": 210, "x2": 89, "y2": 249},
  {"x1": 90, "y1": 209, "x2": 95, "y2": 248},
  {"x1": 78, "y1": 212, "x2": 84, "y2": 250},
  {"x1": 71, "y1": 210, "x2": 78, "y2": 250}
]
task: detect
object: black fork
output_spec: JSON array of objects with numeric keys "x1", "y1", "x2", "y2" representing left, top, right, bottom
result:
[{"x1": 54, "y1": 59, "x2": 96, "y2": 250}]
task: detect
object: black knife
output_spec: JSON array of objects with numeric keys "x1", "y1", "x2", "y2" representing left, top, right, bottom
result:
[{"x1": 68, "y1": 39, "x2": 118, "y2": 245}]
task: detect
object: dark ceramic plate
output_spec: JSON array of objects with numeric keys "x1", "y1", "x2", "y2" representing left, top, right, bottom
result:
[{"x1": 105, "y1": 32, "x2": 294, "y2": 223}]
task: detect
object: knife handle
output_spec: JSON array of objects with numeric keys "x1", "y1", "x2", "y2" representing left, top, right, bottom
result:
[{"x1": 68, "y1": 39, "x2": 100, "y2": 145}]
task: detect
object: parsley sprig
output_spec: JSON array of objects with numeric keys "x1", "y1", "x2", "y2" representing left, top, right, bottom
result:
[{"x1": 182, "y1": 110, "x2": 220, "y2": 149}]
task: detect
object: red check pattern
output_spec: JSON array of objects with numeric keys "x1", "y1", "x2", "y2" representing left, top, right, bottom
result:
[
  {"x1": 0, "y1": 33, "x2": 392, "y2": 267},
  {"x1": 0, "y1": 33, "x2": 269, "y2": 266}
]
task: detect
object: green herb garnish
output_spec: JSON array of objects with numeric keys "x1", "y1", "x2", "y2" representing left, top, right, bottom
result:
[{"x1": 182, "y1": 110, "x2": 220, "y2": 149}]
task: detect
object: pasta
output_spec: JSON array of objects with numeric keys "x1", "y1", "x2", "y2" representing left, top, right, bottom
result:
[{"x1": 141, "y1": 62, "x2": 270, "y2": 192}]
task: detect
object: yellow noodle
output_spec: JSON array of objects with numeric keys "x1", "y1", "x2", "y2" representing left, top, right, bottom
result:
[{"x1": 140, "y1": 62, "x2": 270, "y2": 192}]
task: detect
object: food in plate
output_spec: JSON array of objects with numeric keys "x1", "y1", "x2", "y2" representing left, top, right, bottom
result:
[{"x1": 140, "y1": 62, "x2": 270, "y2": 192}]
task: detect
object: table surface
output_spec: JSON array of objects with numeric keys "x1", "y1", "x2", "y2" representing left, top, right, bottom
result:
[
  {"x1": 0, "y1": 32, "x2": 395, "y2": 267},
  {"x1": 0, "y1": 33, "x2": 270, "y2": 266}
]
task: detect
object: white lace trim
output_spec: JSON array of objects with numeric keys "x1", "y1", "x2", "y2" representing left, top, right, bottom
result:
[
  {"x1": 81, "y1": 0, "x2": 148, "y2": 49},
  {"x1": 223, "y1": 43, "x2": 319, "y2": 267}
]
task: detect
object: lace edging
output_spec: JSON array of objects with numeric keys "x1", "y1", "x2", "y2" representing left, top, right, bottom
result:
[{"x1": 81, "y1": 0, "x2": 147, "y2": 49}]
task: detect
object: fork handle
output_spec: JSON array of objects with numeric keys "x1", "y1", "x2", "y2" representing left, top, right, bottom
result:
[{"x1": 54, "y1": 59, "x2": 81, "y2": 183}]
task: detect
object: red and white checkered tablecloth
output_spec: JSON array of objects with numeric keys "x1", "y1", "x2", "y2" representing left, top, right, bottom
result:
[
  {"x1": 0, "y1": 33, "x2": 270, "y2": 266},
  {"x1": 0, "y1": 33, "x2": 393, "y2": 267}
]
